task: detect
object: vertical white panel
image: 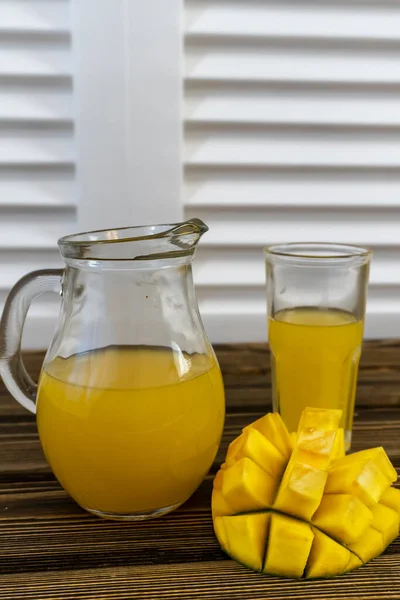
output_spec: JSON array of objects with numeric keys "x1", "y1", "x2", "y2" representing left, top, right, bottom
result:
[{"x1": 73, "y1": 0, "x2": 183, "y2": 230}]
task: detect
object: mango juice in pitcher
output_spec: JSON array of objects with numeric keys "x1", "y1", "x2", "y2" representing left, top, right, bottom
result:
[
  {"x1": 268, "y1": 307, "x2": 364, "y2": 437},
  {"x1": 37, "y1": 346, "x2": 225, "y2": 517},
  {"x1": 0, "y1": 220, "x2": 226, "y2": 520}
]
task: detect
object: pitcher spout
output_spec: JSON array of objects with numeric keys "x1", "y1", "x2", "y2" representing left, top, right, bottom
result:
[
  {"x1": 166, "y1": 218, "x2": 208, "y2": 252},
  {"x1": 58, "y1": 219, "x2": 208, "y2": 262}
]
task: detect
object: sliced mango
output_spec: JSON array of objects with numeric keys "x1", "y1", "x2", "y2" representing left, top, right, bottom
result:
[
  {"x1": 211, "y1": 489, "x2": 234, "y2": 517},
  {"x1": 306, "y1": 528, "x2": 351, "y2": 579},
  {"x1": 331, "y1": 428, "x2": 345, "y2": 460},
  {"x1": 380, "y1": 486, "x2": 400, "y2": 516},
  {"x1": 312, "y1": 494, "x2": 372, "y2": 545},
  {"x1": 212, "y1": 471, "x2": 234, "y2": 516},
  {"x1": 213, "y1": 516, "x2": 230, "y2": 553},
  {"x1": 213, "y1": 469, "x2": 223, "y2": 490},
  {"x1": 274, "y1": 462, "x2": 328, "y2": 521},
  {"x1": 296, "y1": 429, "x2": 339, "y2": 469},
  {"x1": 326, "y1": 459, "x2": 391, "y2": 507},
  {"x1": 263, "y1": 513, "x2": 313, "y2": 579},
  {"x1": 297, "y1": 407, "x2": 342, "y2": 432},
  {"x1": 344, "y1": 553, "x2": 363, "y2": 573},
  {"x1": 348, "y1": 526, "x2": 384, "y2": 563},
  {"x1": 331, "y1": 447, "x2": 397, "y2": 484},
  {"x1": 371, "y1": 503, "x2": 400, "y2": 547},
  {"x1": 273, "y1": 407, "x2": 338, "y2": 520},
  {"x1": 224, "y1": 436, "x2": 242, "y2": 461},
  {"x1": 222, "y1": 513, "x2": 270, "y2": 572},
  {"x1": 212, "y1": 408, "x2": 399, "y2": 580},
  {"x1": 225, "y1": 427, "x2": 286, "y2": 479},
  {"x1": 221, "y1": 457, "x2": 277, "y2": 513},
  {"x1": 245, "y1": 413, "x2": 293, "y2": 459}
]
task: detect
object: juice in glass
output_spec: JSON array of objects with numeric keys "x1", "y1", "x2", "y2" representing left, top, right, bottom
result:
[
  {"x1": 37, "y1": 346, "x2": 225, "y2": 516},
  {"x1": 268, "y1": 307, "x2": 364, "y2": 444}
]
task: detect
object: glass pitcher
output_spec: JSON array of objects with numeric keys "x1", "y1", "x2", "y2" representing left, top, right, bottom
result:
[{"x1": 0, "y1": 220, "x2": 225, "y2": 520}]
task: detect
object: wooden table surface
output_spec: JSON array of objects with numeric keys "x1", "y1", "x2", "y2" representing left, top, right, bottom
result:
[{"x1": 1, "y1": 341, "x2": 400, "y2": 599}]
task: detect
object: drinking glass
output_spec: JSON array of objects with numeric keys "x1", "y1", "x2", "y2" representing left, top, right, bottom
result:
[{"x1": 265, "y1": 243, "x2": 371, "y2": 451}]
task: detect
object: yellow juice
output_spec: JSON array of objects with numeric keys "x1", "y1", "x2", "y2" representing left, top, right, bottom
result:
[
  {"x1": 268, "y1": 308, "x2": 364, "y2": 444},
  {"x1": 37, "y1": 346, "x2": 225, "y2": 516}
]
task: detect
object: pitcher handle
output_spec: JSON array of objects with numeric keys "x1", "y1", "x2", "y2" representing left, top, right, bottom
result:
[{"x1": 0, "y1": 269, "x2": 63, "y2": 414}]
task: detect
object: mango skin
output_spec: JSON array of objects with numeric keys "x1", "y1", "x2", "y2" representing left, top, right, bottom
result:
[{"x1": 212, "y1": 408, "x2": 399, "y2": 579}]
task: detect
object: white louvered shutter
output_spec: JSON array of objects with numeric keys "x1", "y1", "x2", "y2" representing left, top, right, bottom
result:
[
  {"x1": 0, "y1": 0, "x2": 76, "y2": 348},
  {"x1": 183, "y1": 0, "x2": 400, "y2": 342}
]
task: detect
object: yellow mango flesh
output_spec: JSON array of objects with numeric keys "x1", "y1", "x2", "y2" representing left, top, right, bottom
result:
[
  {"x1": 211, "y1": 489, "x2": 234, "y2": 517},
  {"x1": 213, "y1": 408, "x2": 399, "y2": 580},
  {"x1": 306, "y1": 528, "x2": 351, "y2": 579},
  {"x1": 326, "y1": 460, "x2": 391, "y2": 507},
  {"x1": 381, "y1": 486, "x2": 400, "y2": 515},
  {"x1": 263, "y1": 513, "x2": 314, "y2": 578},
  {"x1": 348, "y1": 526, "x2": 384, "y2": 563},
  {"x1": 245, "y1": 413, "x2": 293, "y2": 459},
  {"x1": 225, "y1": 427, "x2": 286, "y2": 479},
  {"x1": 345, "y1": 553, "x2": 364, "y2": 573},
  {"x1": 331, "y1": 428, "x2": 345, "y2": 460},
  {"x1": 296, "y1": 429, "x2": 338, "y2": 469},
  {"x1": 371, "y1": 503, "x2": 400, "y2": 547},
  {"x1": 213, "y1": 516, "x2": 230, "y2": 553},
  {"x1": 220, "y1": 513, "x2": 270, "y2": 572},
  {"x1": 273, "y1": 407, "x2": 339, "y2": 520},
  {"x1": 312, "y1": 494, "x2": 372, "y2": 545},
  {"x1": 221, "y1": 457, "x2": 277, "y2": 513},
  {"x1": 291, "y1": 426, "x2": 345, "y2": 462},
  {"x1": 332, "y1": 447, "x2": 397, "y2": 483},
  {"x1": 297, "y1": 407, "x2": 342, "y2": 432},
  {"x1": 211, "y1": 469, "x2": 234, "y2": 517},
  {"x1": 327, "y1": 447, "x2": 396, "y2": 507},
  {"x1": 273, "y1": 462, "x2": 328, "y2": 521},
  {"x1": 213, "y1": 469, "x2": 223, "y2": 490}
]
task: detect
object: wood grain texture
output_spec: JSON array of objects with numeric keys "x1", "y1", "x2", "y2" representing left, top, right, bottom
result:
[{"x1": 0, "y1": 341, "x2": 399, "y2": 599}]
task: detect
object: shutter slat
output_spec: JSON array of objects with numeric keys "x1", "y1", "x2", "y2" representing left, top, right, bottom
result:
[
  {"x1": 185, "y1": 1, "x2": 400, "y2": 42},
  {"x1": 185, "y1": 90, "x2": 400, "y2": 127},
  {"x1": 0, "y1": 209, "x2": 75, "y2": 249},
  {"x1": 0, "y1": 129, "x2": 74, "y2": 165},
  {"x1": 184, "y1": 175, "x2": 400, "y2": 208},
  {"x1": 185, "y1": 128, "x2": 400, "y2": 168},
  {"x1": 0, "y1": 1, "x2": 70, "y2": 34},
  {"x1": 185, "y1": 44, "x2": 400, "y2": 85},
  {"x1": 0, "y1": 178, "x2": 74, "y2": 207},
  {"x1": 0, "y1": 47, "x2": 71, "y2": 78},
  {"x1": 185, "y1": 208, "x2": 400, "y2": 246},
  {"x1": 0, "y1": 89, "x2": 72, "y2": 122}
]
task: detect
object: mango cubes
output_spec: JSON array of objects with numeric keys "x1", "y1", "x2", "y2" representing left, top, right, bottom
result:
[{"x1": 212, "y1": 407, "x2": 400, "y2": 579}]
